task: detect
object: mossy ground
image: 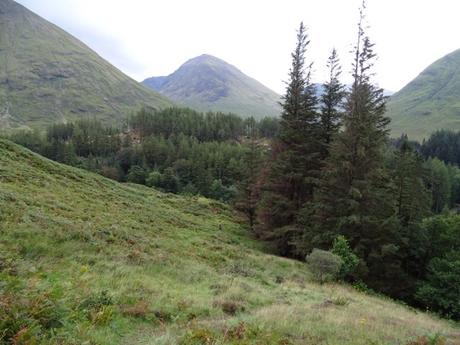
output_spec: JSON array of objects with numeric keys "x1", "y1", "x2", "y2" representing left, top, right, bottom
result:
[{"x1": 0, "y1": 139, "x2": 459, "y2": 344}]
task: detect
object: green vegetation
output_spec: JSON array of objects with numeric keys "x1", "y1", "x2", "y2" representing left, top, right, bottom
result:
[
  {"x1": 251, "y1": 8, "x2": 460, "y2": 320},
  {"x1": 142, "y1": 54, "x2": 282, "y2": 119},
  {"x1": 2, "y1": 1, "x2": 460, "y2": 342},
  {"x1": 421, "y1": 130, "x2": 460, "y2": 166},
  {"x1": 1, "y1": 139, "x2": 459, "y2": 344},
  {"x1": 305, "y1": 249, "x2": 342, "y2": 284},
  {"x1": 387, "y1": 49, "x2": 460, "y2": 140},
  {"x1": 0, "y1": 0, "x2": 173, "y2": 129},
  {"x1": 7, "y1": 108, "x2": 279, "y2": 202}
]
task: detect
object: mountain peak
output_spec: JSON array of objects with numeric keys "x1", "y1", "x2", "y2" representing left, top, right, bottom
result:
[
  {"x1": 143, "y1": 55, "x2": 281, "y2": 118},
  {"x1": 187, "y1": 54, "x2": 222, "y2": 62}
]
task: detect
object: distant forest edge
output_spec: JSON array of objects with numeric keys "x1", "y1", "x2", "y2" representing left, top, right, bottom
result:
[{"x1": 6, "y1": 108, "x2": 279, "y2": 201}]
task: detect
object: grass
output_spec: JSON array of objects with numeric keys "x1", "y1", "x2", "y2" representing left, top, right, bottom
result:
[
  {"x1": 0, "y1": 138, "x2": 459, "y2": 344},
  {"x1": 387, "y1": 48, "x2": 460, "y2": 140},
  {"x1": 0, "y1": 0, "x2": 173, "y2": 129}
]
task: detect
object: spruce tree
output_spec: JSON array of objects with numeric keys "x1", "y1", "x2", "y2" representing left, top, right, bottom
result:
[
  {"x1": 392, "y1": 138, "x2": 431, "y2": 226},
  {"x1": 308, "y1": 6, "x2": 405, "y2": 294},
  {"x1": 235, "y1": 117, "x2": 264, "y2": 231},
  {"x1": 319, "y1": 48, "x2": 346, "y2": 160},
  {"x1": 256, "y1": 22, "x2": 320, "y2": 257}
]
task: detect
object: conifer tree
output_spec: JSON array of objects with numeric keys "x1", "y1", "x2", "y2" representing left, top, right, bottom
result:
[
  {"x1": 319, "y1": 48, "x2": 346, "y2": 160},
  {"x1": 256, "y1": 22, "x2": 320, "y2": 257},
  {"x1": 392, "y1": 138, "x2": 431, "y2": 226},
  {"x1": 307, "y1": 5, "x2": 405, "y2": 293},
  {"x1": 235, "y1": 117, "x2": 264, "y2": 231}
]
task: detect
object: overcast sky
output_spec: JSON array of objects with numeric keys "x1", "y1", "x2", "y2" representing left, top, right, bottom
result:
[{"x1": 16, "y1": 0, "x2": 460, "y2": 94}]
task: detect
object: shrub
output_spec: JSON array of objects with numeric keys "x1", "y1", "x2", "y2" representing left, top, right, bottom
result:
[
  {"x1": 146, "y1": 171, "x2": 162, "y2": 188},
  {"x1": 415, "y1": 251, "x2": 460, "y2": 319},
  {"x1": 208, "y1": 179, "x2": 236, "y2": 202},
  {"x1": 306, "y1": 249, "x2": 343, "y2": 284},
  {"x1": 126, "y1": 165, "x2": 147, "y2": 184},
  {"x1": 331, "y1": 235, "x2": 359, "y2": 279},
  {"x1": 146, "y1": 169, "x2": 179, "y2": 193},
  {"x1": 331, "y1": 296, "x2": 350, "y2": 306},
  {"x1": 100, "y1": 166, "x2": 120, "y2": 180}
]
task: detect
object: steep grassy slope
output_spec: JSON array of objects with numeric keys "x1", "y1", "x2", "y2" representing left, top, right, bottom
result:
[
  {"x1": 143, "y1": 55, "x2": 282, "y2": 119},
  {"x1": 387, "y1": 49, "x2": 460, "y2": 140},
  {"x1": 0, "y1": 139, "x2": 459, "y2": 344},
  {"x1": 0, "y1": 0, "x2": 173, "y2": 129}
]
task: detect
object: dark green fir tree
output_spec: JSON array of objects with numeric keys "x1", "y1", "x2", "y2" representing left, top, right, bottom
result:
[
  {"x1": 256, "y1": 22, "x2": 321, "y2": 257},
  {"x1": 319, "y1": 48, "x2": 346, "y2": 160},
  {"x1": 307, "y1": 6, "x2": 407, "y2": 295}
]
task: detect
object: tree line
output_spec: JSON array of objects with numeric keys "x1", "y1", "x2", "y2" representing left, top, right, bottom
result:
[{"x1": 8, "y1": 110, "x2": 276, "y2": 202}]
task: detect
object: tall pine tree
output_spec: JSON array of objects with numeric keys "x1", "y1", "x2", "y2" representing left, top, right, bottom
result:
[
  {"x1": 307, "y1": 5, "x2": 406, "y2": 294},
  {"x1": 319, "y1": 48, "x2": 346, "y2": 160},
  {"x1": 256, "y1": 22, "x2": 320, "y2": 257}
]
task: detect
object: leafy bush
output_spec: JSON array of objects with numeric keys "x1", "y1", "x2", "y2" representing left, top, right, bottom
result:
[
  {"x1": 146, "y1": 171, "x2": 162, "y2": 188},
  {"x1": 146, "y1": 169, "x2": 179, "y2": 193},
  {"x1": 127, "y1": 165, "x2": 147, "y2": 184},
  {"x1": 331, "y1": 235, "x2": 359, "y2": 279},
  {"x1": 208, "y1": 179, "x2": 236, "y2": 202},
  {"x1": 306, "y1": 249, "x2": 343, "y2": 284}
]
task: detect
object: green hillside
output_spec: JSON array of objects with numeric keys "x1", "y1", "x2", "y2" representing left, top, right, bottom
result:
[
  {"x1": 387, "y1": 49, "x2": 460, "y2": 140},
  {"x1": 0, "y1": 0, "x2": 173, "y2": 129},
  {"x1": 143, "y1": 55, "x2": 282, "y2": 119},
  {"x1": 1, "y1": 139, "x2": 459, "y2": 344}
]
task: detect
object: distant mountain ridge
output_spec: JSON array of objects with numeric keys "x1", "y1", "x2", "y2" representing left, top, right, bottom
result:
[
  {"x1": 386, "y1": 48, "x2": 460, "y2": 140},
  {"x1": 0, "y1": 0, "x2": 173, "y2": 129},
  {"x1": 143, "y1": 54, "x2": 282, "y2": 119}
]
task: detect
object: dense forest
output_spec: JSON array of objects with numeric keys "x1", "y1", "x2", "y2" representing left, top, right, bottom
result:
[
  {"x1": 9, "y1": 109, "x2": 277, "y2": 202},
  {"x1": 7, "y1": 11, "x2": 460, "y2": 322}
]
